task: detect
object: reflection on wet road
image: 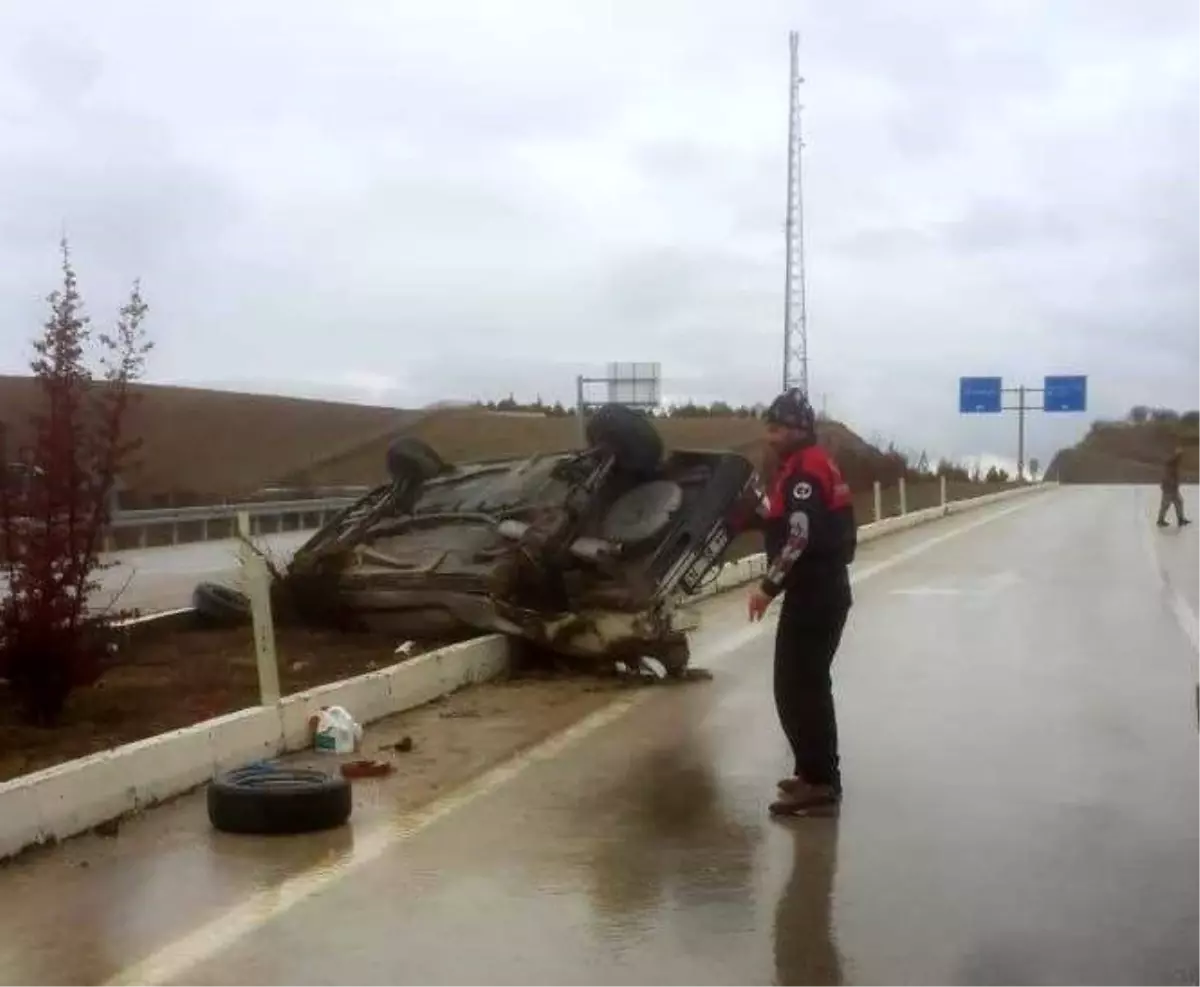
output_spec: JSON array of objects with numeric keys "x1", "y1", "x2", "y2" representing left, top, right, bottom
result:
[{"x1": 1, "y1": 486, "x2": 1196, "y2": 986}]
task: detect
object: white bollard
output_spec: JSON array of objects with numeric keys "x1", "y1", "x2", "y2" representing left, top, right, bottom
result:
[
  {"x1": 238, "y1": 511, "x2": 281, "y2": 705},
  {"x1": 899, "y1": 476, "x2": 908, "y2": 516},
  {"x1": 940, "y1": 474, "x2": 948, "y2": 513},
  {"x1": 873, "y1": 481, "x2": 882, "y2": 522}
]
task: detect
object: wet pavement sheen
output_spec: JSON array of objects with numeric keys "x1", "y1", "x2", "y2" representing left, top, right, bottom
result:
[{"x1": 1, "y1": 485, "x2": 1197, "y2": 986}]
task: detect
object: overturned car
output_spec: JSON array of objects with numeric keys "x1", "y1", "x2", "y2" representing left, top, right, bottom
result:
[{"x1": 270, "y1": 406, "x2": 761, "y2": 676}]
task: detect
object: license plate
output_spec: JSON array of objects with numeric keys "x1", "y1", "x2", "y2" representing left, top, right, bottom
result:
[{"x1": 679, "y1": 521, "x2": 731, "y2": 594}]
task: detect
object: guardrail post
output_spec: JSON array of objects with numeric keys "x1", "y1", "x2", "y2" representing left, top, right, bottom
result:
[
  {"x1": 238, "y1": 511, "x2": 281, "y2": 705},
  {"x1": 201, "y1": 517, "x2": 209, "y2": 541},
  {"x1": 873, "y1": 481, "x2": 882, "y2": 522},
  {"x1": 138, "y1": 526, "x2": 147, "y2": 549},
  {"x1": 899, "y1": 477, "x2": 908, "y2": 515},
  {"x1": 940, "y1": 474, "x2": 947, "y2": 513}
]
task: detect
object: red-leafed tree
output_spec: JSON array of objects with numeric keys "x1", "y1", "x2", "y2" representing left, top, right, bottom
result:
[{"x1": 0, "y1": 239, "x2": 152, "y2": 724}]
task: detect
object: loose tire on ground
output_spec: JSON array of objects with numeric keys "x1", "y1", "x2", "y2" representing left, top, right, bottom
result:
[
  {"x1": 207, "y1": 765, "x2": 352, "y2": 835},
  {"x1": 585, "y1": 404, "x2": 663, "y2": 476},
  {"x1": 192, "y1": 581, "x2": 251, "y2": 627}
]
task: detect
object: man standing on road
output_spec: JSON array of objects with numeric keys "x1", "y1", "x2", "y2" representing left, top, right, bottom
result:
[
  {"x1": 1157, "y1": 445, "x2": 1191, "y2": 528},
  {"x1": 744, "y1": 389, "x2": 857, "y2": 817}
]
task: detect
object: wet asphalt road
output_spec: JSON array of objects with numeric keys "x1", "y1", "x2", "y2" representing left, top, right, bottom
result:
[{"x1": 1, "y1": 485, "x2": 1197, "y2": 986}]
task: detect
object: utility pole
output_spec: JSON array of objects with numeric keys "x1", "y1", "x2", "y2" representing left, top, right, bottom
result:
[
  {"x1": 1014, "y1": 385, "x2": 1027, "y2": 482},
  {"x1": 782, "y1": 30, "x2": 809, "y2": 397}
]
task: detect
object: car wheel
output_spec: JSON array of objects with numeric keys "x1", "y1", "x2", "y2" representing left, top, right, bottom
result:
[
  {"x1": 601, "y1": 479, "x2": 683, "y2": 544},
  {"x1": 585, "y1": 404, "x2": 663, "y2": 475},
  {"x1": 386, "y1": 436, "x2": 447, "y2": 485},
  {"x1": 192, "y1": 581, "x2": 251, "y2": 627},
  {"x1": 207, "y1": 765, "x2": 352, "y2": 835}
]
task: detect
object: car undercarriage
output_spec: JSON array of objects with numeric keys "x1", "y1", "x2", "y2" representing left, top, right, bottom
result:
[{"x1": 260, "y1": 406, "x2": 761, "y2": 675}]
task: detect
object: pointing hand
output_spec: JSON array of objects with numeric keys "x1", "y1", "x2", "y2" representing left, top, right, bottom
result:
[{"x1": 748, "y1": 588, "x2": 771, "y2": 622}]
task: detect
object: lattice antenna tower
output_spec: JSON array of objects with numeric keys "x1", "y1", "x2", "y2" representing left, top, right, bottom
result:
[{"x1": 782, "y1": 30, "x2": 809, "y2": 396}]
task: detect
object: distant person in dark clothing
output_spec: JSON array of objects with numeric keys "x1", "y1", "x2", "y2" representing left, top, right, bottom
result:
[
  {"x1": 744, "y1": 388, "x2": 857, "y2": 817},
  {"x1": 1157, "y1": 445, "x2": 1191, "y2": 528}
]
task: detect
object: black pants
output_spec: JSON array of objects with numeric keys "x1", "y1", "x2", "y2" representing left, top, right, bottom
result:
[{"x1": 773, "y1": 598, "x2": 849, "y2": 790}]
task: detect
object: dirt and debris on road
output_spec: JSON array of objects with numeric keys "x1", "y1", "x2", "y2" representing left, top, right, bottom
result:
[{"x1": 281, "y1": 671, "x2": 636, "y2": 817}]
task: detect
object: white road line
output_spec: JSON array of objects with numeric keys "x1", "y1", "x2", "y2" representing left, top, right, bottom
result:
[
  {"x1": 1137, "y1": 490, "x2": 1199, "y2": 655},
  {"x1": 103, "y1": 494, "x2": 1043, "y2": 987},
  {"x1": 1133, "y1": 487, "x2": 1198, "y2": 733},
  {"x1": 1170, "y1": 593, "x2": 1199, "y2": 653}
]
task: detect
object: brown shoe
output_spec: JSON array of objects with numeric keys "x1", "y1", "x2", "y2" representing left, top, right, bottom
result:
[
  {"x1": 769, "y1": 783, "x2": 841, "y2": 817},
  {"x1": 777, "y1": 776, "x2": 805, "y2": 795}
]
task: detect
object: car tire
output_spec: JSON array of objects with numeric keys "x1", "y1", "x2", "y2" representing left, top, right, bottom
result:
[
  {"x1": 207, "y1": 765, "x2": 352, "y2": 835},
  {"x1": 585, "y1": 404, "x2": 663, "y2": 475},
  {"x1": 192, "y1": 581, "x2": 251, "y2": 627},
  {"x1": 386, "y1": 436, "x2": 447, "y2": 485}
]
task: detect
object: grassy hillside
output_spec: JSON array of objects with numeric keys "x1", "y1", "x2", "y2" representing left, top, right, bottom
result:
[
  {"x1": 0, "y1": 376, "x2": 421, "y2": 506},
  {"x1": 283, "y1": 408, "x2": 903, "y2": 494},
  {"x1": 0, "y1": 376, "x2": 969, "y2": 506},
  {"x1": 1048, "y1": 410, "x2": 1200, "y2": 484}
]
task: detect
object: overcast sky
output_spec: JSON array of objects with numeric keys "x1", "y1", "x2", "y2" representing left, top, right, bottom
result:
[{"x1": 0, "y1": 0, "x2": 1196, "y2": 467}]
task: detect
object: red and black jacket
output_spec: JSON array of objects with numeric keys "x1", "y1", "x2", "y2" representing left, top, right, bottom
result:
[{"x1": 755, "y1": 444, "x2": 857, "y2": 604}]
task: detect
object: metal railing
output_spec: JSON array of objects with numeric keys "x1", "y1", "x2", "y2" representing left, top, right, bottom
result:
[
  {"x1": 103, "y1": 476, "x2": 1035, "y2": 553},
  {"x1": 105, "y1": 493, "x2": 368, "y2": 550}
]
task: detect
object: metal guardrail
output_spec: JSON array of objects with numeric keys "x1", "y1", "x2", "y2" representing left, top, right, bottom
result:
[
  {"x1": 104, "y1": 477, "x2": 1039, "y2": 550},
  {"x1": 109, "y1": 496, "x2": 362, "y2": 529},
  {"x1": 104, "y1": 493, "x2": 370, "y2": 550}
]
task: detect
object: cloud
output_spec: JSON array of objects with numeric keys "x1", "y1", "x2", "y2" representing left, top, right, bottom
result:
[{"x1": 0, "y1": 0, "x2": 1195, "y2": 467}]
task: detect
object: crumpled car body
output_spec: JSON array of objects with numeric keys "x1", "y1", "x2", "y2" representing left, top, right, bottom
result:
[{"x1": 281, "y1": 413, "x2": 760, "y2": 674}]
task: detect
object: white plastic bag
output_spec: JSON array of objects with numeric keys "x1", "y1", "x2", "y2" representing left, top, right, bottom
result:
[{"x1": 312, "y1": 705, "x2": 363, "y2": 754}]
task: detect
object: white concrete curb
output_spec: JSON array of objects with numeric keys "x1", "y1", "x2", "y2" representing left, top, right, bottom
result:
[{"x1": 0, "y1": 482, "x2": 1049, "y2": 862}]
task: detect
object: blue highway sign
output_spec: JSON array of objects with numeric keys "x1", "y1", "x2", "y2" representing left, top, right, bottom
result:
[
  {"x1": 1043, "y1": 375, "x2": 1087, "y2": 413},
  {"x1": 959, "y1": 376, "x2": 1003, "y2": 414}
]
